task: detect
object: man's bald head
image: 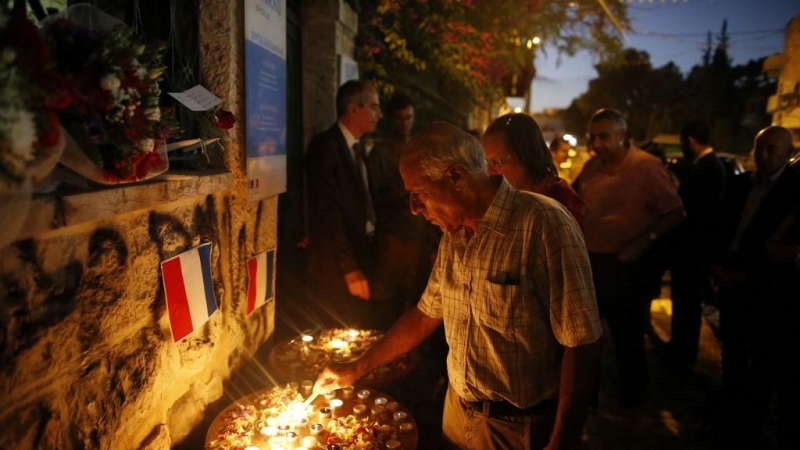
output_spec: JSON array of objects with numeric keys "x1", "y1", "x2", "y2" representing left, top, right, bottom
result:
[{"x1": 753, "y1": 126, "x2": 795, "y2": 179}]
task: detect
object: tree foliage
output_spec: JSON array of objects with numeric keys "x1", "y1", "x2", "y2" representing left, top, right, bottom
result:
[
  {"x1": 353, "y1": 0, "x2": 629, "y2": 124},
  {"x1": 564, "y1": 20, "x2": 775, "y2": 153}
]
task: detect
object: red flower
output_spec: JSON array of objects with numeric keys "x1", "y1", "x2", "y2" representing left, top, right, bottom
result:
[
  {"x1": 35, "y1": 112, "x2": 63, "y2": 149},
  {"x1": 214, "y1": 109, "x2": 236, "y2": 129}
]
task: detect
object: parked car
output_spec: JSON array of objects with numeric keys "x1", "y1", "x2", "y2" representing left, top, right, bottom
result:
[{"x1": 641, "y1": 134, "x2": 745, "y2": 185}]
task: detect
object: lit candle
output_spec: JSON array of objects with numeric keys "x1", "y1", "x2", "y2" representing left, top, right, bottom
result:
[
  {"x1": 323, "y1": 391, "x2": 336, "y2": 402},
  {"x1": 329, "y1": 398, "x2": 343, "y2": 409},
  {"x1": 393, "y1": 410, "x2": 408, "y2": 422},
  {"x1": 371, "y1": 404, "x2": 384, "y2": 417},
  {"x1": 347, "y1": 329, "x2": 359, "y2": 341},
  {"x1": 302, "y1": 435, "x2": 318, "y2": 449},
  {"x1": 261, "y1": 426, "x2": 279, "y2": 437},
  {"x1": 385, "y1": 439, "x2": 402, "y2": 449},
  {"x1": 301, "y1": 380, "x2": 313, "y2": 397},
  {"x1": 352, "y1": 404, "x2": 367, "y2": 416},
  {"x1": 341, "y1": 385, "x2": 354, "y2": 398},
  {"x1": 386, "y1": 401, "x2": 399, "y2": 412},
  {"x1": 374, "y1": 397, "x2": 387, "y2": 407},
  {"x1": 357, "y1": 389, "x2": 371, "y2": 400},
  {"x1": 310, "y1": 422, "x2": 325, "y2": 435},
  {"x1": 400, "y1": 422, "x2": 415, "y2": 433},
  {"x1": 318, "y1": 407, "x2": 332, "y2": 421},
  {"x1": 268, "y1": 436, "x2": 285, "y2": 448},
  {"x1": 285, "y1": 431, "x2": 299, "y2": 445}
]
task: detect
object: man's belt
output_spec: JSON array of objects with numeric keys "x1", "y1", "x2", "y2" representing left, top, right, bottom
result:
[{"x1": 462, "y1": 398, "x2": 558, "y2": 418}]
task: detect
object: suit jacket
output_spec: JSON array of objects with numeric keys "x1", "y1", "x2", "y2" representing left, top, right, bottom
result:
[
  {"x1": 304, "y1": 124, "x2": 377, "y2": 301},
  {"x1": 674, "y1": 152, "x2": 726, "y2": 254},
  {"x1": 715, "y1": 166, "x2": 800, "y2": 273}
]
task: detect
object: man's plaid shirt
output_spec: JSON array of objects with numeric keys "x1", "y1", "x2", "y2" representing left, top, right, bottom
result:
[{"x1": 418, "y1": 178, "x2": 602, "y2": 408}]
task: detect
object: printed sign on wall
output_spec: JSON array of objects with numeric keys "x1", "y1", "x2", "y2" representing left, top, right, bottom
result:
[{"x1": 244, "y1": 0, "x2": 287, "y2": 201}]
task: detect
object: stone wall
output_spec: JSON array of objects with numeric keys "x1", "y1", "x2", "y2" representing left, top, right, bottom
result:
[{"x1": 0, "y1": 0, "x2": 277, "y2": 448}]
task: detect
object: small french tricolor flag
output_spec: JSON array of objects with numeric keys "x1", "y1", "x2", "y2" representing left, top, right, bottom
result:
[
  {"x1": 246, "y1": 249, "x2": 275, "y2": 315},
  {"x1": 161, "y1": 243, "x2": 219, "y2": 342}
]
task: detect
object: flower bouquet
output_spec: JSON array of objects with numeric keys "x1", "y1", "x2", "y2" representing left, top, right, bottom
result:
[
  {"x1": 42, "y1": 4, "x2": 173, "y2": 184},
  {"x1": 1, "y1": 6, "x2": 70, "y2": 251}
]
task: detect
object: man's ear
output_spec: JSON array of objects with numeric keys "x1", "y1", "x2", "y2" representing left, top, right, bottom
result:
[{"x1": 445, "y1": 164, "x2": 466, "y2": 190}]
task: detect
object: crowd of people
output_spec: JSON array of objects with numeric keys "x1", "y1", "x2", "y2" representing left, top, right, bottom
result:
[{"x1": 302, "y1": 79, "x2": 800, "y2": 449}]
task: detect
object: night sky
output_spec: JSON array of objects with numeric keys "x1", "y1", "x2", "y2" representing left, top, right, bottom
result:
[{"x1": 530, "y1": 0, "x2": 800, "y2": 112}]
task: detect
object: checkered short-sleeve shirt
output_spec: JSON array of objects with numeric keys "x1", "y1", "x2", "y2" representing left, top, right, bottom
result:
[{"x1": 418, "y1": 179, "x2": 602, "y2": 408}]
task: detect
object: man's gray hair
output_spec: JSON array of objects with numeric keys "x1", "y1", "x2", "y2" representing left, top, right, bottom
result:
[
  {"x1": 404, "y1": 122, "x2": 487, "y2": 180},
  {"x1": 590, "y1": 108, "x2": 627, "y2": 131}
]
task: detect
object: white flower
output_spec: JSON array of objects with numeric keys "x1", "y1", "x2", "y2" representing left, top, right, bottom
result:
[
  {"x1": 144, "y1": 107, "x2": 161, "y2": 121},
  {"x1": 100, "y1": 74, "x2": 121, "y2": 91},
  {"x1": 0, "y1": 108, "x2": 36, "y2": 175}
]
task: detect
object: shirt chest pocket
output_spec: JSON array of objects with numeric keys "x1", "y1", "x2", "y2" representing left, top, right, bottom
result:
[{"x1": 474, "y1": 279, "x2": 537, "y2": 334}]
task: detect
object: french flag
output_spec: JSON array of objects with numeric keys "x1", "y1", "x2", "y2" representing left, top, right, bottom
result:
[
  {"x1": 246, "y1": 249, "x2": 275, "y2": 315},
  {"x1": 161, "y1": 243, "x2": 219, "y2": 342}
]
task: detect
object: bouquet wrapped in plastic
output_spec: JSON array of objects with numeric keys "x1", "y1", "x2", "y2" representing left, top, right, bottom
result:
[{"x1": 42, "y1": 4, "x2": 173, "y2": 184}]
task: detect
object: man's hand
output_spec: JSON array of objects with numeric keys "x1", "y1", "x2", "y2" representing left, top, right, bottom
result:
[
  {"x1": 345, "y1": 270, "x2": 370, "y2": 300},
  {"x1": 312, "y1": 362, "x2": 362, "y2": 397},
  {"x1": 617, "y1": 234, "x2": 651, "y2": 264}
]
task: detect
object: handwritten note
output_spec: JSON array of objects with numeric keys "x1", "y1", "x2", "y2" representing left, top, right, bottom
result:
[{"x1": 167, "y1": 85, "x2": 222, "y2": 111}]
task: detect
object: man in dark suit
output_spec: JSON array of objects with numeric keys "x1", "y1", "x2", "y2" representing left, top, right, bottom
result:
[
  {"x1": 658, "y1": 120, "x2": 726, "y2": 363},
  {"x1": 712, "y1": 125, "x2": 800, "y2": 449},
  {"x1": 305, "y1": 79, "x2": 382, "y2": 329}
]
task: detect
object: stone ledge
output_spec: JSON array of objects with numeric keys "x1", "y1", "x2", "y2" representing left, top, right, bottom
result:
[{"x1": 21, "y1": 170, "x2": 233, "y2": 239}]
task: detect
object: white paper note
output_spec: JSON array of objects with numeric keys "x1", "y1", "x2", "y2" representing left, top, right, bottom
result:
[{"x1": 167, "y1": 85, "x2": 223, "y2": 111}]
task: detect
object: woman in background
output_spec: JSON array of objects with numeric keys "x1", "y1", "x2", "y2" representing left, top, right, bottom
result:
[{"x1": 483, "y1": 113, "x2": 586, "y2": 228}]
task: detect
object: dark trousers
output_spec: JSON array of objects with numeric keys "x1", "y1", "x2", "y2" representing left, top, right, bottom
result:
[
  {"x1": 589, "y1": 252, "x2": 650, "y2": 404},
  {"x1": 668, "y1": 250, "x2": 707, "y2": 360}
]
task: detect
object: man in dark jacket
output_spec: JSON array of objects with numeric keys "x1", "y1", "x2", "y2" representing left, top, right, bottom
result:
[
  {"x1": 304, "y1": 79, "x2": 382, "y2": 329},
  {"x1": 711, "y1": 125, "x2": 800, "y2": 449},
  {"x1": 659, "y1": 119, "x2": 726, "y2": 362}
]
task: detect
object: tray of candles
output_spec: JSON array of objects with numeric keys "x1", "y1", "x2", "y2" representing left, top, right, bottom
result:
[
  {"x1": 266, "y1": 329, "x2": 420, "y2": 388},
  {"x1": 205, "y1": 383, "x2": 418, "y2": 450}
]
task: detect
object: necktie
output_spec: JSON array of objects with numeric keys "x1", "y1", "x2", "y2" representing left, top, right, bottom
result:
[{"x1": 353, "y1": 143, "x2": 377, "y2": 232}]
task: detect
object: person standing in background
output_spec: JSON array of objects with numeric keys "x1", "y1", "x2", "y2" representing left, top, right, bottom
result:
[
  {"x1": 304, "y1": 79, "x2": 382, "y2": 329},
  {"x1": 656, "y1": 119, "x2": 726, "y2": 363},
  {"x1": 711, "y1": 126, "x2": 800, "y2": 449},
  {"x1": 577, "y1": 108, "x2": 685, "y2": 407},
  {"x1": 369, "y1": 92, "x2": 437, "y2": 330},
  {"x1": 549, "y1": 135, "x2": 574, "y2": 184},
  {"x1": 482, "y1": 113, "x2": 586, "y2": 228}
]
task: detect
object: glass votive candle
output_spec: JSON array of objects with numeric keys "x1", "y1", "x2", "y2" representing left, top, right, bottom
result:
[
  {"x1": 357, "y1": 389, "x2": 371, "y2": 400},
  {"x1": 310, "y1": 422, "x2": 325, "y2": 435},
  {"x1": 393, "y1": 411, "x2": 408, "y2": 422},
  {"x1": 352, "y1": 403, "x2": 367, "y2": 416},
  {"x1": 374, "y1": 397, "x2": 387, "y2": 407},
  {"x1": 324, "y1": 391, "x2": 337, "y2": 402},
  {"x1": 318, "y1": 407, "x2": 332, "y2": 421},
  {"x1": 301, "y1": 380, "x2": 314, "y2": 397},
  {"x1": 294, "y1": 416, "x2": 309, "y2": 429},
  {"x1": 260, "y1": 426, "x2": 279, "y2": 438},
  {"x1": 385, "y1": 401, "x2": 399, "y2": 412},
  {"x1": 285, "y1": 431, "x2": 299, "y2": 445},
  {"x1": 329, "y1": 399, "x2": 344, "y2": 417},
  {"x1": 341, "y1": 385, "x2": 355, "y2": 398},
  {"x1": 370, "y1": 404, "x2": 384, "y2": 417},
  {"x1": 399, "y1": 422, "x2": 415, "y2": 433},
  {"x1": 385, "y1": 439, "x2": 402, "y2": 449},
  {"x1": 302, "y1": 435, "x2": 318, "y2": 449}
]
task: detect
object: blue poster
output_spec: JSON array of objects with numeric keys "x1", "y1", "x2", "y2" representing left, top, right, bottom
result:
[{"x1": 245, "y1": 0, "x2": 287, "y2": 201}]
